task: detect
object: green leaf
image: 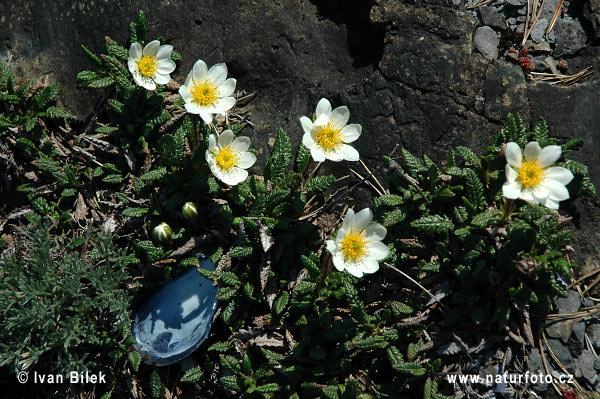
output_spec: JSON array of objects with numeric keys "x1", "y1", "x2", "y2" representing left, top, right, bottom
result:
[
  {"x1": 81, "y1": 44, "x2": 102, "y2": 66},
  {"x1": 306, "y1": 175, "x2": 335, "y2": 194},
  {"x1": 465, "y1": 169, "x2": 485, "y2": 210},
  {"x1": 140, "y1": 167, "x2": 167, "y2": 182},
  {"x1": 181, "y1": 366, "x2": 204, "y2": 383},
  {"x1": 136, "y1": 11, "x2": 148, "y2": 42},
  {"x1": 208, "y1": 341, "x2": 233, "y2": 352},
  {"x1": 383, "y1": 209, "x2": 405, "y2": 227},
  {"x1": 274, "y1": 291, "x2": 289, "y2": 315},
  {"x1": 295, "y1": 144, "x2": 311, "y2": 172},
  {"x1": 216, "y1": 287, "x2": 237, "y2": 301},
  {"x1": 390, "y1": 301, "x2": 413, "y2": 317},
  {"x1": 471, "y1": 209, "x2": 499, "y2": 229},
  {"x1": 411, "y1": 215, "x2": 454, "y2": 233},
  {"x1": 265, "y1": 129, "x2": 292, "y2": 185},
  {"x1": 563, "y1": 159, "x2": 588, "y2": 175},
  {"x1": 456, "y1": 146, "x2": 480, "y2": 168},
  {"x1": 76, "y1": 70, "x2": 99, "y2": 87},
  {"x1": 402, "y1": 148, "x2": 426, "y2": 175},
  {"x1": 102, "y1": 174, "x2": 125, "y2": 184},
  {"x1": 88, "y1": 76, "x2": 115, "y2": 88},
  {"x1": 33, "y1": 83, "x2": 59, "y2": 110},
  {"x1": 375, "y1": 194, "x2": 404, "y2": 207},
  {"x1": 230, "y1": 246, "x2": 253, "y2": 258},
  {"x1": 128, "y1": 350, "x2": 141, "y2": 372},
  {"x1": 45, "y1": 106, "x2": 74, "y2": 120},
  {"x1": 150, "y1": 370, "x2": 165, "y2": 399},
  {"x1": 122, "y1": 207, "x2": 149, "y2": 217},
  {"x1": 533, "y1": 117, "x2": 549, "y2": 144},
  {"x1": 219, "y1": 375, "x2": 239, "y2": 390},
  {"x1": 220, "y1": 355, "x2": 241, "y2": 374},
  {"x1": 255, "y1": 383, "x2": 280, "y2": 393}
]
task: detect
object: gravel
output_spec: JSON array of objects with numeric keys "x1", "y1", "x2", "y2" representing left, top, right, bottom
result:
[{"x1": 474, "y1": 26, "x2": 500, "y2": 60}]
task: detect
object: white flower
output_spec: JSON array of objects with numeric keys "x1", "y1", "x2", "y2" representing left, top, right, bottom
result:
[
  {"x1": 502, "y1": 141, "x2": 574, "y2": 209},
  {"x1": 128, "y1": 40, "x2": 176, "y2": 90},
  {"x1": 153, "y1": 222, "x2": 172, "y2": 243},
  {"x1": 326, "y1": 208, "x2": 389, "y2": 278},
  {"x1": 300, "y1": 98, "x2": 361, "y2": 162},
  {"x1": 206, "y1": 130, "x2": 256, "y2": 186},
  {"x1": 179, "y1": 60, "x2": 237, "y2": 124}
]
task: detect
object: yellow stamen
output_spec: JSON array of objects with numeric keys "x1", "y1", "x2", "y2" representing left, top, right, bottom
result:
[
  {"x1": 314, "y1": 124, "x2": 342, "y2": 151},
  {"x1": 339, "y1": 229, "x2": 368, "y2": 263},
  {"x1": 215, "y1": 146, "x2": 239, "y2": 170},
  {"x1": 518, "y1": 159, "x2": 545, "y2": 188},
  {"x1": 137, "y1": 55, "x2": 158, "y2": 77},
  {"x1": 191, "y1": 80, "x2": 219, "y2": 106}
]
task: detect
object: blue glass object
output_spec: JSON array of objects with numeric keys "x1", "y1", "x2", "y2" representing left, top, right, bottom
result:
[{"x1": 132, "y1": 257, "x2": 219, "y2": 365}]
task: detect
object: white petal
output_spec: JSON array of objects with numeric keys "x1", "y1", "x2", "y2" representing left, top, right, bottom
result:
[
  {"x1": 133, "y1": 72, "x2": 155, "y2": 90},
  {"x1": 142, "y1": 40, "x2": 160, "y2": 57},
  {"x1": 218, "y1": 130, "x2": 235, "y2": 147},
  {"x1": 213, "y1": 96, "x2": 236, "y2": 113},
  {"x1": 505, "y1": 164, "x2": 517, "y2": 182},
  {"x1": 341, "y1": 209, "x2": 355, "y2": 232},
  {"x1": 326, "y1": 240, "x2": 336, "y2": 255},
  {"x1": 238, "y1": 152, "x2": 256, "y2": 168},
  {"x1": 334, "y1": 228, "x2": 347, "y2": 245},
  {"x1": 545, "y1": 167, "x2": 573, "y2": 185},
  {"x1": 361, "y1": 258, "x2": 380, "y2": 273},
  {"x1": 365, "y1": 223, "x2": 387, "y2": 242},
  {"x1": 153, "y1": 73, "x2": 170, "y2": 85},
  {"x1": 502, "y1": 181, "x2": 521, "y2": 199},
  {"x1": 157, "y1": 59, "x2": 176, "y2": 74},
  {"x1": 155, "y1": 44, "x2": 173, "y2": 60},
  {"x1": 193, "y1": 60, "x2": 208, "y2": 81},
  {"x1": 184, "y1": 70, "x2": 194, "y2": 87},
  {"x1": 539, "y1": 145, "x2": 561, "y2": 167},
  {"x1": 368, "y1": 241, "x2": 389, "y2": 261},
  {"x1": 218, "y1": 78, "x2": 236, "y2": 97},
  {"x1": 331, "y1": 106, "x2": 350, "y2": 128},
  {"x1": 310, "y1": 147, "x2": 326, "y2": 162},
  {"x1": 341, "y1": 124, "x2": 361, "y2": 143},
  {"x1": 545, "y1": 198, "x2": 559, "y2": 209},
  {"x1": 184, "y1": 102, "x2": 202, "y2": 115},
  {"x1": 325, "y1": 149, "x2": 345, "y2": 162},
  {"x1": 523, "y1": 141, "x2": 541, "y2": 160},
  {"x1": 544, "y1": 180, "x2": 570, "y2": 201},
  {"x1": 345, "y1": 265, "x2": 364, "y2": 278},
  {"x1": 207, "y1": 63, "x2": 228, "y2": 85},
  {"x1": 231, "y1": 136, "x2": 251, "y2": 152},
  {"x1": 532, "y1": 185, "x2": 550, "y2": 202},
  {"x1": 313, "y1": 113, "x2": 329, "y2": 126},
  {"x1": 128, "y1": 58, "x2": 139, "y2": 74},
  {"x1": 302, "y1": 132, "x2": 315, "y2": 149},
  {"x1": 199, "y1": 111, "x2": 213, "y2": 124},
  {"x1": 179, "y1": 85, "x2": 192, "y2": 101},
  {"x1": 339, "y1": 144, "x2": 360, "y2": 162},
  {"x1": 223, "y1": 168, "x2": 248, "y2": 186},
  {"x1": 129, "y1": 42, "x2": 142, "y2": 61},
  {"x1": 208, "y1": 134, "x2": 217, "y2": 151},
  {"x1": 300, "y1": 116, "x2": 314, "y2": 135},
  {"x1": 206, "y1": 151, "x2": 215, "y2": 164},
  {"x1": 520, "y1": 189, "x2": 535, "y2": 202},
  {"x1": 505, "y1": 142, "x2": 522, "y2": 168},
  {"x1": 332, "y1": 252, "x2": 346, "y2": 272},
  {"x1": 316, "y1": 98, "x2": 332, "y2": 117},
  {"x1": 352, "y1": 208, "x2": 373, "y2": 231}
]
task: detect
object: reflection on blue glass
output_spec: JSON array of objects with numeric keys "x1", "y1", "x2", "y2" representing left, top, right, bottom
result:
[{"x1": 132, "y1": 256, "x2": 218, "y2": 365}]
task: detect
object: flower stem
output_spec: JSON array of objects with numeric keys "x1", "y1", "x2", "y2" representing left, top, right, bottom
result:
[{"x1": 501, "y1": 198, "x2": 514, "y2": 222}]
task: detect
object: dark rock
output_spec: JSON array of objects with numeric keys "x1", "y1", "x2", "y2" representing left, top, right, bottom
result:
[
  {"x1": 595, "y1": 357, "x2": 600, "y2": 371},
  {"x1": 546, "y1": 319, "x2": 576, "y2": 342},
  {"x1": 474, "y1": 26, "x2": 499, "y2": 60},
  {"x1": 583, "y1": 0, "x2": 600, "y2": 40},
  {"x1": 572, "y1": 322, "x2": 585, "y2": 348},
  {"x1": 530, "y1": 18, "x2": 548, "y2": 43},
  {"x1": 576, "y1": 350, "x2": 598, "y2": 385},
  {"x1": 528, "y1": 348, "x2": 544, "y2": 372},
  {"x1": 478, "y1": 6, "x2": 507, "y2": 30},
  {"x1": 507, "y1": 0, "x2": 524, "y2": 6},
  {"x1": 483, "y1": 61, "x2": 529, "y2": 122},
  {"x1": 553, "y1": 17, "x2": 588, "y2": 57},
  {"x1": 546, "y1": 339, "x2": 574, "y2": 369},
  {"x1": 589, "y1": 324, "x2": 600, "y2": 349},
  {"x1": 556, "y1": 290, "x2": 581, "y2": 314}
]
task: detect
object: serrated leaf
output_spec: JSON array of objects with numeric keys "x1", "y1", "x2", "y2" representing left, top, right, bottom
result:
[
  {"x1": 471, "y1": 209, "x2": 499, "y2": 229},
  {"x1": 229, "y1": 246, "x2": 253, "y2": 258},
  {"x1": 274, "y1": 291, "x2": 289, "y2": 315},
  {"x1": 220, "y1": 355, "x2": 241, "y2": 374},
  {"x1": 465, "y1": 168, "x2": 485, "y2": 210},
  {"x1": 128, "y1": 350, "x2": 141, "y2": 372},
  {"x1": 88, "y1": 76, "x2": 115, "y2": 88},
  {"x1": 140, "y1": 167, "x2": 167, "y2": 182},
  {"x1": 306, "y1": 175, "x2": 335, "y2": 194},
  {"x1": 102, "y1": 174, "x2": 125, "y2": 184},
  {"x1": 45, "y1": 106, "x2": 75, "y2": 119},
  {"x1": 181, "y1": 366, "x2": 204, "y2": 383},
  {"x1": 456, "y1": 146, "x2": 480, "y2": 168},
  {"x1": 122, "y1": 207, "x2": 149, "y2": 217},
  {"x1": 208, "y1": 341, "x2": 233, "y2": 352},
  {"x1": 375, "y1": 194, "x2": 404, "y2": 207},
  {"x1": 411, "y1": 215, "x2": 454, "y2": 233},
  {"x1": 219, "y1": 375, "x2": 239, "y2": 390},
  {"x1": 402, "y1": 148, "x2": 426, "y2": 175},
  {"x1": 265, "y1": 128, "x2": 292, "y2": 185},
  {"x1": 255, "y1": 383, "x2": 280, "y2": 393},
  {"x1": 81, "y1": 44, "x2": 102, "y2": 66},
  {"x1": 150, "y1": 370, "x2": 165, "y2": 399}
]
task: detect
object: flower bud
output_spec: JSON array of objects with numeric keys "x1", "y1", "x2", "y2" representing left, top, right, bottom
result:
[
  {"x1": 182, "y1": 202, "x2": 198, "y2": 220},
  {"x1": 153, "y1": 222, "x2": 172, "y2": 243}
]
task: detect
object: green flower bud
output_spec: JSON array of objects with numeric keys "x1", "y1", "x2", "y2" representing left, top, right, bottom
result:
[
  {"x1": 153, "y1": 222, "x2": 172, "y2": 243},
  {"x1": 182, "y1": 202, "x2": 198, "y2": 220}
]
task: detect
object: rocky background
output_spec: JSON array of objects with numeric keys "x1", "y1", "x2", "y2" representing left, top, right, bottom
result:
[{"x1": 2, "y1": 0, "x2": 600, "y2": 396}]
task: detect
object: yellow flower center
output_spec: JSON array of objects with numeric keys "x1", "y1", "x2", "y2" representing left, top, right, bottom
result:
[
  {"x1": 191, "y1": 80, "x2": 219, "y2": 106},
  {"x1": 215, "y1": 146, "x2": 239, "y2": 170},
  {"x1": 517, "y1": 160, "x2": 545, "y2": 188},
  {"x1": 138, "y1": 55, "x2": 158, "y2": 77},
  {"x1": 315, "y1": 124, "x2": 342, "y2": 152},
  {"x1": 339, "y1": 229, "x2": 368, "y2": 263}
]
